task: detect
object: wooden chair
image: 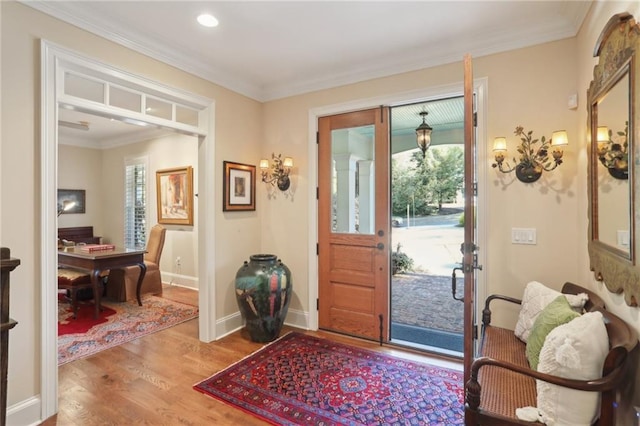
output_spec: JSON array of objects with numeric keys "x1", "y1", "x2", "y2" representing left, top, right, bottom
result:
[
  {"x1": 107, "y1": 224, "x2": 166, "y2": 302},
  {"x1": 57, "y1": 267, "x2": 94, "y2": 319}
]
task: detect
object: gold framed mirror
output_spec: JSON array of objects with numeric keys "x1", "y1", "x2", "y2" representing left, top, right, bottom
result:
[{"x1": 587, "y1": 12, "x2": 640, "y2": 306}]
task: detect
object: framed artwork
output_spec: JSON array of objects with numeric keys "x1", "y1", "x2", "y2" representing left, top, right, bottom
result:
[
  {"x1": 223, "y1": 161, "x2": 256, "y2": 211},
  {"x1": 156, "y1": 166, "x2": 194, "y2": 225},
  {"x1": 57, "y1": 189, "x2": 86, "y2": 214}
]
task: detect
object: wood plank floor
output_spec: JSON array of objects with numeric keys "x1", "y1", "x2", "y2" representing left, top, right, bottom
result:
[{"x1": 44, "y1": 284, "x2": 461, "y2": 425}]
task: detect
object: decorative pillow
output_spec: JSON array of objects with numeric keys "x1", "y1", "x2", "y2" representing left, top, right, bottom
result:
[
  {"x1": 514, "y1": 281, "x2": 588, "y2": 342},
  {"x1": 525, "y1": 296, "x2": 580, "y2": 370},
  {"x1": 536, "y1": 311, "x2": 608, "y2": 425}
]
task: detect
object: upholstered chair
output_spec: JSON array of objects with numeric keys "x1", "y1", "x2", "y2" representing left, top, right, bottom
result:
[{"x1": 107, "y1": 224, "x2": 166, "y2": 302}]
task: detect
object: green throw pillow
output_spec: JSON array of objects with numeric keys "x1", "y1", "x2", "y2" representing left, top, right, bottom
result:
[{"x1": 525, "y1": 295, "x2": 580, "y2": 370}]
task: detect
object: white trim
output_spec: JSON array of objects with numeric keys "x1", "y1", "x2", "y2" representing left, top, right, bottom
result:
[
  {"x1": 307, "y1": 79, "x2": 488, "y2": 342},
  {"x1": 40, "y1": 40, "x2": 217, "y2": 422},
  {"x1": 6, "y1": 396, "x2": 41, "y2": 426}
]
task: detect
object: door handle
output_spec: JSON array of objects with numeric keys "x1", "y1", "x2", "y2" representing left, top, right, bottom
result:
[
  {"x1": 376, "y1": 243, "x2": 384, "y2": 250},
  {"x1": 451, "y1": 266, "x2": 464, "y2": 302}
]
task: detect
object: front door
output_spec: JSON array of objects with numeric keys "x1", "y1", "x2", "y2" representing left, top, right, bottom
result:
[
  {"x1": 462, "y1": 53, "x2": 480, "y2": 385},
  {"x1": 318, "y1": 107, "x2": 390, "y2": 341}
]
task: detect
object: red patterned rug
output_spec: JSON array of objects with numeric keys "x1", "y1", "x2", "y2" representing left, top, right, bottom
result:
[
  {"x1": 194, "y1": 332, "x2": 464, "y2": 425},
  {"x1": 58, "y1": 294, "x2": 198, "y2": 365}
]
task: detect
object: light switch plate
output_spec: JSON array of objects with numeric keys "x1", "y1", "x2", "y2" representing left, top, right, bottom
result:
[{"x1": 512, "y1": 228, "x2": 537, "y2": 245}]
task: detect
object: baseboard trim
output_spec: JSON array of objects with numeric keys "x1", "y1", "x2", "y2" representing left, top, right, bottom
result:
[
  {"x1": 284, "y1": 308, "x2": 309, "y2": 330},
  {"x1": 7, "y1": 395, "x2": 42, "y2": 426},
  {"x1": 215, "y1": 308, "x2": 309, "y2": 340},
  {"x1": 162, "y1": 272, "x2": 198, "y2": 289}
]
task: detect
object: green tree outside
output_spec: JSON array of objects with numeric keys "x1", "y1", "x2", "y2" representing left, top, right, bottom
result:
[{"x1": 392, "y1": 146, "x2": 464, "y2": 216}]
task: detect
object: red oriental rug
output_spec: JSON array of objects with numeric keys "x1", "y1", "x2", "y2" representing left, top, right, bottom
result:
[
  {"x1": 58, "y1": 294, "x2": 198, "y2": 365},
  {"x1": 194, "y1": 332, "x2": 464, "y2": 425}
]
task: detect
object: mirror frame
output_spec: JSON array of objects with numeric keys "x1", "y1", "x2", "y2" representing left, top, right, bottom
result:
[{"x1": 587, "y1": 12, "x2": 640, "y2": 306}]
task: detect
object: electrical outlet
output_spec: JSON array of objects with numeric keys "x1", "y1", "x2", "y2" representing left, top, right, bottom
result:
[{"x1": 176, "y1": 256, "x2": 181, "y2": 267}]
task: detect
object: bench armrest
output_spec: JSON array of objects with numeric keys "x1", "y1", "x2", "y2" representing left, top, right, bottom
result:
[
  {"x1": 482, "y1": 294, "x2": 521, "y2": 327},
  {"x1": 465, "y1": 353, "x2": 628, "y2": 412}
]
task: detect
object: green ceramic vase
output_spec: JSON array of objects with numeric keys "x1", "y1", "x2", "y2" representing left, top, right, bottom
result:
[{"x1": 235, "y1": 254, "x2": 292, "y2": 342}]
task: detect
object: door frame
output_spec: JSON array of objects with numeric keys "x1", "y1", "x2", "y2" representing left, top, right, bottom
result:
[
  {"x1": 307, "y1": 80, "x2": 488, "y2": 346},
  {"x1": 40, "y1": 40, "x2": 217, "y2": 420}
]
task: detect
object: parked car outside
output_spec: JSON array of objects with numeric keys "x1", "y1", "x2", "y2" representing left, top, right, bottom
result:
[{"x1": 392, "y1": 216, "x2": 404, "y2": 227}]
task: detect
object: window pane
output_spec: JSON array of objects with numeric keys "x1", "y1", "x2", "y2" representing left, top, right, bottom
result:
[
  {"x1": 331, "y1": 125, "x2": 375, "y2": 234},
  {"x1": 65, "y1": 72, "x2": 105, "y2": 103},
  {"x1": 176, "y1": 105, "x2": 199, "y2": 126},
  {"x1": 110, "y1": 86, "x2": 142, "y2": 113},
  {"x1": 146, "y1": 97, "x2": 172, "y2": 120}
]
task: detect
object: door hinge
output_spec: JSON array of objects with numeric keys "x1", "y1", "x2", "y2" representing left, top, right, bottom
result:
[
  {"x1": 316, "y1": 131, "x2": 319, "y2": 144},
  {"x1": 473, "y1": 181, "x2": 478, "y2": 196},
  {"x1": 473, "y1": 324, "x2": 479, "y2": 340},
  {"x1": 316, "y1": 243, "x2": 319, "y2": 255},
  {"x1": 473, "y1": 112, "x2": 477, "y2": 127},
  {"x1": 316, "y1": 187, "x2": 319, "y2": 200},
  {"x1": 316, "y1": 298, "x2": 319, "y2": 310}
]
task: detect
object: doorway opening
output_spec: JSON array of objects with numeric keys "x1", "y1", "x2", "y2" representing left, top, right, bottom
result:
[{"x1": 389, "y1": 96, "x2": 465, "y2": 356}]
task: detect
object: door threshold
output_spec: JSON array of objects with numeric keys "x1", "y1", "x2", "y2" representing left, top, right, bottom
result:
[{"x1": 389, "y1": 338, "x2": 463, "y2": 361}]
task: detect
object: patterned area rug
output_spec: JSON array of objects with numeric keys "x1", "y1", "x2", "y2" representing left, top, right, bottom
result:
[
  {"x1": 194, "y1": 332, "x2": 464, "y2": 425},
  {"x1": 58, "y1": 295, "x2": 198, "y2": 365}
]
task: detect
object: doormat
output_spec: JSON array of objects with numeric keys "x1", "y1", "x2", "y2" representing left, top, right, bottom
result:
[
  {"x1": 58, "y1": 295, "x2": 198, "y2": 365},
  {"x1": 194, "y1": 332, "x2": 464, "y2": 425}
]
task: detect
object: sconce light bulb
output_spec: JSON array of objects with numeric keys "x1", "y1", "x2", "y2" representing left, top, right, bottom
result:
[
  {"x1": 283, "y1": 157, "x2": 293, "y2": 168},
  {"x1": 259, "y1": 159, "x2": 269, "y2": 170}
]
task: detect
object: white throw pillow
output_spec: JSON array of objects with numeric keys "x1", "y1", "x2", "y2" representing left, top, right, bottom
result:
[
  {"x1": 536, "y1": 311, "x2": 608, "y2": 426},
  {"x1": 514, "y1": 281, "x2": 588, "y2": 342}
]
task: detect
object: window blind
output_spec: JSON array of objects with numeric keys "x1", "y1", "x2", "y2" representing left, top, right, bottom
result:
[{"x1": 124, "y1": 158, "x2": 147, "y2": 249}]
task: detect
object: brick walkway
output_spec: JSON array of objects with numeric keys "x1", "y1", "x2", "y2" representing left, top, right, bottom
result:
[{"x1": 391, "y1": 272, "x2": 464, "y2": 334}]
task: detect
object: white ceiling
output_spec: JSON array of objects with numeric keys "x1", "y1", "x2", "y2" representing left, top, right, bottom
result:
[{"x1": 29, "y1": 0, "x2": 592, "y2": 145}]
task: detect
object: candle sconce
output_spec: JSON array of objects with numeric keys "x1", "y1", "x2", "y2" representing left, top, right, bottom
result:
[
  {"x1": 492, "y1": 126, "x2": 568, "y2": 183},
  {"x1": 260, "y1": 153, "x2": 294, "y2": 191}
]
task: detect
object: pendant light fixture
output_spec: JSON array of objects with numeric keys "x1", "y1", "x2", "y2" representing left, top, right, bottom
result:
[{"x1": 415, "y1": 111, "x2": 433, "y2": 158}]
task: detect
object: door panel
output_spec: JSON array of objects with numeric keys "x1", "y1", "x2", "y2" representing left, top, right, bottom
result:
[
  {"x1": 463, "y1": 53, "x2": 478, "y2": 386},
  {"x1": 318, "y1": 107, "x2": 390, "y2": 341}
]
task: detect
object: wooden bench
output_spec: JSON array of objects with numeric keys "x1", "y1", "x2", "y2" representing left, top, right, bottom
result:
[
  {"x1": 58, "y1": 226, "x2": 101, "y2": 245},
  {"x1": 465, "y1": 282, "x2": 638, "y2": 425}
]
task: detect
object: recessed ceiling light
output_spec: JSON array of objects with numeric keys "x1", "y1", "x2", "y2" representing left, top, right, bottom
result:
[{"x1": 197, "y1": 13, "x2": 219, "y2": 28}]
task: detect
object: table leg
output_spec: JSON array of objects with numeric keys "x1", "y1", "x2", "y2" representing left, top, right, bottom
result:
[
  {"x1": 135, "y1": 263, "x2": 147, "y2": 306},
  {"x1": 91, "y1": 269, "x2": 103, "y2": 319}
]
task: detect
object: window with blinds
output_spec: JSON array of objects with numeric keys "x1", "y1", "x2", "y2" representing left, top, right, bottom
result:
[{"x1": 124, "y1": 157, "x2": 148, "y2": 249}]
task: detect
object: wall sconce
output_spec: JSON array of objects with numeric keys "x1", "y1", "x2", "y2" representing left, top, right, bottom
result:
[
  {"x1": 415, "y1": 111, "x2": 433, "y2": 158},
  {"x1": 492, "y1": 126, "x2": 568, "y2": 183},
  {"x1": 260, "y1": 153, "x2": 293, "y2": 191},
  {"x1": 57, "y1": 200, "x2": 77, "y2": 217},
  {"x1": 596, "y1": 123, "x2": 628, "y2": 179}
]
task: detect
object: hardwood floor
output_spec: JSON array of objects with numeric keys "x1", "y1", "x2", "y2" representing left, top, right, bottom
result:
[{"x1": 44, "y1": 284, "x2": 461, "y2": 425}]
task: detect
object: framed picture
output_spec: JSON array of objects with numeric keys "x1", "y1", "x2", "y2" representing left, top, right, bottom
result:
[
  {"x1": 223, "y1": 161, "x2": 256, "y2": 211},
  {"x1": 57, "y1": 189, "x2": 86, "y2": 214},
  {"x1": 156, "y1": 166, "x2": 194, "y2": 225}
]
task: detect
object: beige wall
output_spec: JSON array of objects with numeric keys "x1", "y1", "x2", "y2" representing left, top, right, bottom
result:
[
  {"x1": 58, "y1": 145, "x2": 105, "y2": 234},
  {"x1": 4, "y1": 0, "x2": 640, "y2": 424},
  {"x1": 1, "y1": 1, "x2": 262, "y2": 415}
]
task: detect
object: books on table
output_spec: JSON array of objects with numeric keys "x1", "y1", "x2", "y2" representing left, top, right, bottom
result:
[{"x1": 78, "y1": 244, "x2": 115, "y2": 253}]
